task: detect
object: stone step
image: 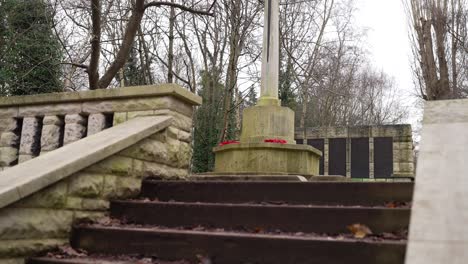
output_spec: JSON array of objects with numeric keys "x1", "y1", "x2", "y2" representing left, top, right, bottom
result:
[
  {"x1": 28, "y1": 257, "x2": 189, "y2": 264},
  {"x1": 110, "y1": 200, "x2": 410, "y2": 234},
  {"x1": 140, "y1": 180, "x2": 414, "y2": 206},
  {"x1": 70, "y1": 225, "x2": 406, "y2": 264}
]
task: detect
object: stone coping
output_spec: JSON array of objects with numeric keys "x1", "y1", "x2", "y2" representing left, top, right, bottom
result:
[
  {"x1": 213, "y1": 142, "x2": 323, "y2": 157},
  {"x1": 0, "y1": 115, "x2": 172, "y2": 209},
  {"x1": 295, "y1": 124, "x2": 413, "y2": 139},
  {"x1": 0, "y1": 84, "x2": 202, "y2": 107},
  {"x1": 423, "y1": 98, "x2": 468, "y2": 124}
]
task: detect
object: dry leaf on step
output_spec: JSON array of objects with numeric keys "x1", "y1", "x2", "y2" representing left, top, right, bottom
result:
[{"x1": 347, "y1": 223, "x2": 372, "y2": 239}]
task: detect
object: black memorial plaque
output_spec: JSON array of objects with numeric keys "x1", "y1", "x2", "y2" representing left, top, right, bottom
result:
[
  {"x1": 328, "y1": 138, "x2": 346, "y2": 176},
  {"x1": 307, "y1": 139, "x2": 325, "y2": 175},
  {"x1": 351, "y1": 138, "x2": 370, "y2": 178},
  {"x1": 374, "y1": 137, "x2": 393, "y2": 178}
]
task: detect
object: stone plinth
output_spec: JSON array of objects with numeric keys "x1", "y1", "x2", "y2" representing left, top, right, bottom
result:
[
  {"x1": 240, "y1": 105, "x2": 295, "y2": 143},
  {"x1": 213, "y1": 142, "x2": 321, "y2": 176},
  {"x1": 214, "y1": 104, "x2": 322, "y2": 176}
]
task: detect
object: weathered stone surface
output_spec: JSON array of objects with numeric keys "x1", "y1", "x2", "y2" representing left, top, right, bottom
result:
[
  {"x1": 326, "y1": 127, "x2": 348, "y2": 138},
  {"x1": 240, "y1": 106, "x2": 295, "y2": 143},
  {"x1": 101, "y1": 175, "x2": 141, "y2": 199},
  {"x1": 68, "y1": 172, "x2": 104, "y2": 198},
  {"x1": 0, "y1": 132, "x2": 19, "y2": 147},
  {"x1": 19, "y1": 117, "x2": 41, "y2": 156},
  {"x1": 120, "y1": 136, "x2": 190, "y2": 168},
  {"x1": 0, "y1": 107, "x2": 19, "y2": 119},
  {"x1": 63, "y1": 123, "x2": 86, "y2": 145},
  {"x1": 398, "y1": 162, "x2": 414, "y2": 173},
  {"x1": 85, "y1": 155, "x2": 134, "y2": 176},
  {"x1": 0, "y1": 208, "x2": 73, "y2": 240},
  {"x1": 0, "y1": 84, "x2": 201, "y2": 108},
  {"x1": 348, "y1": 126, "x2": 370, "y2": 138},
  {"x1": 40, "y1": 124, "x2": 62, "y2": 152},
  {"x1": 81, "y1": 198, "x2": 109, "y2": 211},
  {"x1": 64, "y1": 114, "x2": 86, "y2": 125},
  {"x1": 17, "y1": 155, "x2": 32, "y2": 164},
  {"x1": 113, "y1": 112, "x2": 127, "y2": 126},
  {"x1": 0, "y1": 238, "x2": 67, "y2": 258},
  {"x1": 83, "y1": 97, "x2": 193, "y2": 118},
  {"x1": 177, "y1": 141, "x2": 192, "y2": 168},
  {"x1": 214, "y1": 143, "x2": 322, "y2": 176},
  {"x1": 43, "y1": 116, "x2": 63, "y2": 126},
  {"x1": 0, "y1": 147, "x2": 18, "y2": 166},
  {"x1": 133, "y1": 159, "x2": 188, "y2": 178},
  {"x1": 168, "y1": 126, "x2": 191, "y2": 143},
  {"x1": 149, "y1": 130, "x2": 168, "y2": 142},
  {"x1": 0, "y1": 118, "x2": 19, "y2": 133},
  {"x1": 73, "y1": 211, "x2": 106, "y2": 222},
  {"x1": 127, "y1": 110, "x2": 155, "y2": 119},
  {"x1": 64, "y1": 196, "x2": 82, "y2": 210},
  {"x1": 154, "y1": 110, "x2": 192, "y2": 132},
  {"x1": 19, "y1": 103, "x2": 81, "y2": 117},
  {"x1": 120, "y1": 139, "x2": 170, "y2": 165},
  {"x1": 13, "y1": 182, "x2": 67, "y2": 209},
  {"x1": 87, "y1": 113, "x2": 107, "y2": 136}
]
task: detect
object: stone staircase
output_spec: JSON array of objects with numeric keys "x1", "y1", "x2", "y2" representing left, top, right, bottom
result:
[{"x1": 28, "y1": 178, "x2": 414, "y2": 264}]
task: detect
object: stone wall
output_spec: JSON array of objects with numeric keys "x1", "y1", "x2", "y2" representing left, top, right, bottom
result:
[
  {"x1": 295, "y1": 125, "x2": 414, "y2": 179},
  {"x1": 0, "y1": 84, "x2": 200, "y2": 263},
  {"x1": 0, "y1": 124, "x2": 191, "y2": 263}
]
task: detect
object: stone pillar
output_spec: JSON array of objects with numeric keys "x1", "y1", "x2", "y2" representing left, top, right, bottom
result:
[
  {"x1": 0, "y1": 118, "x2": 20, "y2": 167},
  {"x1": 324, "y1": 138, "x2": 329, "y2": 175},
  {"x1": 19, "y1": 117, "x2": 42, "y2": 163},
  {"x1": 259, "y1": 0, "x2": 280, "y2": 106},
  {"x1": 40, "y1": 116, "x2": 64, "y2": 154},
  {"x1": 87, "y1": 113, "x2": 107, "y2": 136},
  {"x1": 64, "y1": 114, "x2": 87, "y2": 145},
  {"x1": 369, "y1": 137, "x2": 375, "y2": 178}
]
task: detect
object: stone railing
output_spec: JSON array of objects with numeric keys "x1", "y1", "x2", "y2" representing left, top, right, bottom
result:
[{"x1": 0, "y1": 84, "x2": 201, "y2": 170}]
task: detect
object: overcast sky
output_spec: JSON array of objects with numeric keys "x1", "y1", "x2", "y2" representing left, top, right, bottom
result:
[{"x1": 354, "y1": 0, "x2": 423, "y2": 128}]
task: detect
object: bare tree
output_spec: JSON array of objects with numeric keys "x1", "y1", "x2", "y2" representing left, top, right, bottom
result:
[{"x1": 405, "y1": 0, "x2": 468, "y2": 100}]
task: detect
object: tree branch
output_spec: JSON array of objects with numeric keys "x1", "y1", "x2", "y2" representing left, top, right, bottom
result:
[{"x1": 144, "y1": 1, "x2": 215, "y2": 16}]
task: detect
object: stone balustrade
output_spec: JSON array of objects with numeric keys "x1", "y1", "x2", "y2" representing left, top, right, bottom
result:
[
  {"x1": 0, "y1": 84, "x2": 201, "y2": 263},
  {"x1": 0, "y1": 84, "x2": 201, "y2": 170}
]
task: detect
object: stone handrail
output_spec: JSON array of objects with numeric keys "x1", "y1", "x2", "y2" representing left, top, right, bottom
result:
[
  {"x1": 0, "y1": 84, "x2": 202, "y2": 170},
  {"x1": 0, "y1": 115, "x2": 172, "y2": 208}
]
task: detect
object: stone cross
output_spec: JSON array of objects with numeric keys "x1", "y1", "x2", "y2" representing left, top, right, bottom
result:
[{"x1": 259, "y1": 0, "x2": 280, "y2": 106}]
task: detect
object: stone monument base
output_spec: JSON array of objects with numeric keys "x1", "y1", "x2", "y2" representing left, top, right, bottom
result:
[{"x1": 213, "y1": 142, "x2": 321, "y2": 176}]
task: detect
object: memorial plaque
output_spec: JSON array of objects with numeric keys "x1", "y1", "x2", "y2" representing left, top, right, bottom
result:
[
  {"x1": 351, "y1": 138, "x2": 369, "y2": 178},
  {"x1": 374, "y1": 137, "x2": 393, "y2": 178},
  {"x1": 308, "y1": 139, "x2": 324, "y2": 175},
  {"x1": 329, "y1": 138, "x2": 346, "y2": 176},
  {"x1": 296, "y1": 139, "x2": 303, "y2": 144}
]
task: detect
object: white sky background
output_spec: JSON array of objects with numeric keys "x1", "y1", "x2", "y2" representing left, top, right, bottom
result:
[{"x1": 354, "y1": 0, "x2": 423, "y2": 134}]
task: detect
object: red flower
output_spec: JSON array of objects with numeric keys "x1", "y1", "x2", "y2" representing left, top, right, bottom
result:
[
  {"x1": 264, "y1": 139, "x2": 287, "y2": 144},
  {"x1": 219, "y1": 140, "x2": 240, "y2": 146}
]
